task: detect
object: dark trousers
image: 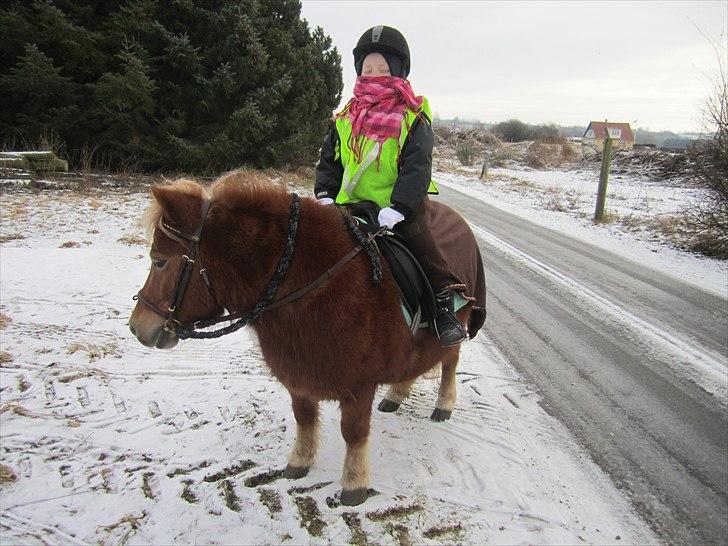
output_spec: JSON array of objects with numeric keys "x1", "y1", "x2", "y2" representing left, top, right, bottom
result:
[{"x1": 392, "y1": 197, "x2": 461, "y2": 294}]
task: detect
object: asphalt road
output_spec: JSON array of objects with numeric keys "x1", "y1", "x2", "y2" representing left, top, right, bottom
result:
[{"x1": 437, "y1": 185, "x2": 728, "y2": 545}]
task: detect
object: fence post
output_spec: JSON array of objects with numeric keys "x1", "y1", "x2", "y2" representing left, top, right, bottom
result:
[
  {"x1": 480, "y1": 149, "x2": 489, "y2": 180},
  {"x1": 594, "y1": 135, "x2": 613, "y2": 222}
]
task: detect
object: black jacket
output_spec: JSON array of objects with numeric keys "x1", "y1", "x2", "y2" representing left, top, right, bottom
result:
[{"x1": 313, "y1": 114, "x2": 435, "y2": 218}]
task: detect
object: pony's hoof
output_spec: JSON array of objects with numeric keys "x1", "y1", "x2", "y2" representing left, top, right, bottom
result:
[
  {"x1": 340, "y1": 487, "x2": 368, "y2": 506},
  {"x1": 430, "y1": 408, "x2": 452, "y2": 421},
  {"x1": 377, "y1": 399, "x2": 400, "y2": 413},
  {"x1": 283, "y1": 464, "x2": 309, "y2": 479}
]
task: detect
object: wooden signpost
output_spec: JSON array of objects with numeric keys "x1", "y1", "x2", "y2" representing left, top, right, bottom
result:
[{"x1": 594, "y1": 135, "x2": 613, "y2": 222}]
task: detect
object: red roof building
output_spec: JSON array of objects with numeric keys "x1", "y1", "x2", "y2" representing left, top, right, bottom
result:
[{"x1": 583, "y1": 121, "x2": 635, "y2": 150}]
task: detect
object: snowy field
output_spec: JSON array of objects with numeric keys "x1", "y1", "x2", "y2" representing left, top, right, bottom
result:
[
  {"x1": 0, "y1": 178, "x2": 660, "y2": 544},
  {"x1": 436, "y1": 163, "x2": 728, "y2": 298}
]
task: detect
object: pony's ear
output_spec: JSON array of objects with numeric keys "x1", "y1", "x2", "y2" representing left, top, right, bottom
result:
[{"x1": 151, "y1": 184, "x2": 202, "y2": 228}]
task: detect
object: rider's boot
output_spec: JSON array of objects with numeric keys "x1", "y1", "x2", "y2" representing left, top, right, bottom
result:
[{"x1": 433, "y1": 290, "x2": 468, "y2": 347}]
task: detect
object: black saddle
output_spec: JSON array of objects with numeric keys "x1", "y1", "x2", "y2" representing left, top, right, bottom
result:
[{"x1": 345, "y1": 202, "x2": 438, "y2": 329}]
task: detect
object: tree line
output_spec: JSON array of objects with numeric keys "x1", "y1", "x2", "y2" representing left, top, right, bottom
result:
[{"x1": 0, "y1": 0, "x2": 342, "y2": 173}]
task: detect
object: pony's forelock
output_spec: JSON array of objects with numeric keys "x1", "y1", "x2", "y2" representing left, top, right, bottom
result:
[{"x1": 140, "y1": 178, "x2": 209, "y2": 241}]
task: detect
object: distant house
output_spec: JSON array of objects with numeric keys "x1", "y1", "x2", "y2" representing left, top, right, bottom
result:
[{"x1": 582, "y1": 121, "x2": 635, "y2": 151}]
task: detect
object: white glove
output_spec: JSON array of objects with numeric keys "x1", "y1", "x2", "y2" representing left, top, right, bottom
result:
[
  {"x1": 377, "y1": 207, "x2": 405, "y2": 229},
  {"x1": 316, "y1": 197, "x2": 334, "y2": 205}
]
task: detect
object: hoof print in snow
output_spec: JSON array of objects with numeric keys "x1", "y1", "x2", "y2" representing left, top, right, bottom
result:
[
  {"x1": 294, "y1": 496, "x2": 326, "y2": 537},
  {"x1": 59, "y1": 464, "x2": 73, "y2": 488},
  {"x1": 219, "y1": 479, "x2": 240, "y2": 511},
  {"x1": 76, "y1": 386, "x2": 90, "y2": 407},
  {"x1": 166, "y1": 460, "x2": 212, "y2": 478},
  {"x1": 423, "y1": 523, "x2": 464, "y2": 540},
  {"x1": 203, "y1": 460, "x2": 256, "y2": 482},
  {"x1": 101, "y1": 468, "x2": 117, "y2": 493},
  {"x1": 180, "y1": 479, "x2": 198, "y2": 503},
  {"x1": 244, "y1": 469, "x2": 284, "y2": 487},
  {"x1": 142, "y1": 472, "x2": 159, "y2": 500},
  {"x1": 283, "y1": 464, "x2": 309, "y2": 480},
  {"x1": 258, "y1": 488, "x2": 282, "y2": 516},
  {"x1": 147, "y1": 401, "x2": 161, "y2": 418},
  {"x1": 342, "y1": 512, "x2": 369, "y2": 546},
  {"x1": 430, "y1": 408, "x2": 452, "y2": 421},
  {"x1": 287, "y1": 481, "x2": 332, "y2": 495},
  {"x1": 366, "y1": 503, "x2": 423, "y2": 522},
  {"x1": 384, "y1": 522, "x2": 412, "y2": 545},
  {"x1": 377, "y1": 399, "x2": 400, "y2": 413}
]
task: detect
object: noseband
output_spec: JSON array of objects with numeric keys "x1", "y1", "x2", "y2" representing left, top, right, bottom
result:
[{"x1": 134, "y1": 193, "x2": 383, "y2": 341}]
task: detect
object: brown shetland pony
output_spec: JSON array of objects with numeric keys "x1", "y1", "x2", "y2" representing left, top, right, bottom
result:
[{"x1": 129, "y1": 170, "x2": 474, "y2": 506}]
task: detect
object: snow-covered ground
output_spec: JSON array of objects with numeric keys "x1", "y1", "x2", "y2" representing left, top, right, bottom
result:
[
  {"x1": 435, "y1": 163, "x2": 728, "y2": 298},
  {"x1": 0, "y1": 181, "x2": 658, "y2": 544}
]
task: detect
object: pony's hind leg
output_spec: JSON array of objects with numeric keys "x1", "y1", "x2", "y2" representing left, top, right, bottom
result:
[
  {"x1": 431, "y1": 349, "x2": 460, "y2": 421},
  {"x1": 339, "y1": 384, "x2": 376, "y2": 506},
  {"x1": 284, "y1": 393, "x2": 319, "y2": 479},
  {"x1": 377, "y1": 379, "x2": 415, "y2": 412}
]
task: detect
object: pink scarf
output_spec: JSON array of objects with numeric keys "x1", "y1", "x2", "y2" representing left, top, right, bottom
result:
[{"x1": 338, "y1": 76, "x2": 424, "y2": 163}]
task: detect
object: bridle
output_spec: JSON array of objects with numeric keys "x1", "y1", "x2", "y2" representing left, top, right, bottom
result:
[
  {"x1": 133, "y1": 197, "x2": 221, "y2": 338},
  {"x1": 134, "y1": 193, "x2": 382, "y2": 340}
]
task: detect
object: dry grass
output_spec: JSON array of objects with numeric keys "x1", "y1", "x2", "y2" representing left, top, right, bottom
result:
[
  {"x1": 59, "y1": 241, "x2": 81, "y2": 248},
  {"x1": 0, "y1": 464, "x2": 18, "y2": 484},
  {"x1": 594, "y1": 211, "x2": 620, "y2": 225},
  {"x1": 0, "y1": 313, "x2": 11, "y2": 329},
  {"x1": 0, "y1": 233, "x2": 25, "y2": 243},
  {"x1": 0, "y1": 351, "x2": 13, "y2": 365},
  {"x1": 66, "y1": 342, "x2": 121, "y2": 362},
  {"x1": 117, "y1": 234, "x2": 147, "y2": 246},
  {"x1": 0, "y1": 402, "x2": 39, "y2": 418}
]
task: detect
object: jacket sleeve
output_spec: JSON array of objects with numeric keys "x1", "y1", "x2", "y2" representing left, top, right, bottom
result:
[
  {"x1": 390, "y1": 114, "x2": 434, "y2": 218},
  {"x1": 314, "y1": 124, "x2": 344, "y2": 200}
]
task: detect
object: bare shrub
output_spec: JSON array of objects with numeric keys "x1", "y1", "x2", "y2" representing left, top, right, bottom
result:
[
  {"x1": 531, "y1": 124, "x2": 564, "y2": 144},
  {"x1": 682, "y1": 38, "x2": 728, "y2": 258},
  {"x1": 525, "y1": 142, "x2": 552, "y2": 168},
  {"x1": 456, "y1": 141, "x2": 476, "y2": 166},
  {"x1": 59, "y1": 241, "x2": 81, "y2": 248},
  {"x1": 561, "y1": 142, "x2": 576, "y2": 162}
]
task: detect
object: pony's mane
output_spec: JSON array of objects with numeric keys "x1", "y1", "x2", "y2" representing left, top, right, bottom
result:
[
  {"x1": 141, "y1": 170, "x2": 291, "y2": 240},
  {"x1": 141, "y1": 178, "x2": 208, "y2": 240},
  {"x1": 210, "y1": 169, "x2": 289, "y2": 211}
]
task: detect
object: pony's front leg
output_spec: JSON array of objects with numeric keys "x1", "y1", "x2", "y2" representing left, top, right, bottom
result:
[
  {"x1": 284, "y1": 393, "x2": 319, "y2": 479},
  {"x1": 339, "y1": 384, "x2": 376, "y2": 506}
]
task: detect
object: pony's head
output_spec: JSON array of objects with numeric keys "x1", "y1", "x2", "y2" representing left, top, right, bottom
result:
[
  {"x1": 129, "y1": 170, "x2": 294, "y2": 349},
  {"x1": 129, "y1": 179, "x2": 224, "y2": 349}
]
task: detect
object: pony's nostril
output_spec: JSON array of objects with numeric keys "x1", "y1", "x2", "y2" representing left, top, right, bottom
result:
[{"x1": 129, "y1": 323, "x2": 137, "y2": 337}]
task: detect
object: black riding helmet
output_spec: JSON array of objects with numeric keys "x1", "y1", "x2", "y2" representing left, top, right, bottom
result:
[{"x1": 353, "y1": 25, "x2": 410, "y2": 78}]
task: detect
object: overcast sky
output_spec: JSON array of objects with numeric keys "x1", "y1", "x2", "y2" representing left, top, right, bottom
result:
[{"x1": 300, "y1": 1, "x2": 727, "y2": 133}]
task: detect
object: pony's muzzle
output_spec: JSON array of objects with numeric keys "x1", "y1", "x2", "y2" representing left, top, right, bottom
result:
[{"x1": 129, "y1": 308, "x2": 179, "y2": 349}]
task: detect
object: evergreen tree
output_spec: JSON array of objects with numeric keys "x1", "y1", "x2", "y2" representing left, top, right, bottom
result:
[{"x1": 0, "y1": 0, "x2": 342, "y2": 173}]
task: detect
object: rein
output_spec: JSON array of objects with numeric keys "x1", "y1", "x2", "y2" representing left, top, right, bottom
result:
[{"x1": 134, "y1": 194, "x2": 383, "y2": 340}]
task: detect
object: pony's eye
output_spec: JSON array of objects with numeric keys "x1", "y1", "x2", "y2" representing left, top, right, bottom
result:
[{"x1": 152, "y1": 259, "x2": 167, "y2": 269}]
